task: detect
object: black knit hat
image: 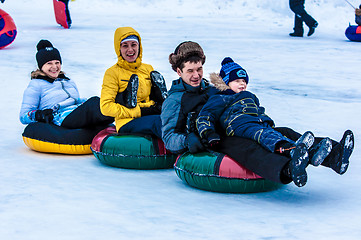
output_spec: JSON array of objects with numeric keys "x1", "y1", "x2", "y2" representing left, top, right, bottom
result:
[{"x1": 36, "y1": 40, "x2": 62, "y2": 69}]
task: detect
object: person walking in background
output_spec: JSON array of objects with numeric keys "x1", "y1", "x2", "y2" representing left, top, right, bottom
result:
[{"x1": 289, "y1": 0, "x2": 318, "y2": 37}]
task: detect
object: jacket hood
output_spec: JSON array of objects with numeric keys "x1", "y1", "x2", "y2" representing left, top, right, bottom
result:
[
  {"x1": 114, "y1": 27, "x2": 143, "y2": 70},
  {"x1": 209, "y1": 72, "x2": 230, "y2": 91}
]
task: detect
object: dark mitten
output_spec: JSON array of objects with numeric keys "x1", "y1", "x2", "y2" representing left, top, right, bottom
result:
[
  {"x1": 186, "y1": 132, "x2": 205, "y2": 153},
  {"x1": 35, "y1": 109, "x2": 54, "y2": 123},
  {"x1": 115, "y1": 92, "x2": 126, "y2": 106},
  {"x1": 205, "y1": 131, "x2": 221, "y2": 148},
  {"x1": 140, "y1": 103, "x2": 162, "y2": 116},
  {"x1": 186, "y1": 112, "x2": 197, "y2": 134}
]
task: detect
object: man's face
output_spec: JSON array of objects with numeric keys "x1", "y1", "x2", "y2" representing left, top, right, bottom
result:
[{"x1": 176, "y1": 61, "x2": 203, "y2": 87}]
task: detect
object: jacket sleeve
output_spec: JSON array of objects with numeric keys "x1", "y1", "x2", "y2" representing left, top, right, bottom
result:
[
  {"x1": 160, "y1": 95, "x2": 187, "y2": 154},
  {"x1": 196, "y1": 95, "x2": 225, "y2": 139},
  {"x1": 19, "y1": 81, "x2": 41, "y2": 124},
  {"x1": 100, "y1": 68, "x2": 141, "y2": 119}
]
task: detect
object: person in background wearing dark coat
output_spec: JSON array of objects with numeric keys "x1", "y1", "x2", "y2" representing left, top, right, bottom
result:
[{"x1": 289, "y1": 0, "x2": 318, "y2": 37}]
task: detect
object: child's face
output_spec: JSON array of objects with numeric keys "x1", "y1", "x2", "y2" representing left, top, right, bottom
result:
[
  {"x1": 228, "y1": 78, "x2": 247, "y2": 93},
  {"x1": 41, "y1": 60, "x2": 61, "y2": 79}
]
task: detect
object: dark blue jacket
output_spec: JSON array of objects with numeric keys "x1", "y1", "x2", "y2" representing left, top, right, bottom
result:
[{"x1": 196, "y1": 90, "x2": 274, "y2": 140}]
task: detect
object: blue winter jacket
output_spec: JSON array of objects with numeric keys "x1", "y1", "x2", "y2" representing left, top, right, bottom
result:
[
  {"x1": 161, "y1": 78, "x2": 217, "y2": 154},
  {"x1": 20, "y1": 71, "x2": 86, "y2": 126},
  {"x1": 196, "y1": 90, "x2": 274, "y2": 140}
]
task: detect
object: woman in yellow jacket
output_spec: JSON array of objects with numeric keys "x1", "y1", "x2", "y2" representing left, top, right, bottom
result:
[{"x1": 100, "y1": 27, "x2": 167, "y2": 138}]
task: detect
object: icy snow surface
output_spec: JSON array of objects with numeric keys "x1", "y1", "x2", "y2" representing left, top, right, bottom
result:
[{"x1": 0, "y1": 0, "x2": 360, "y2": 239}]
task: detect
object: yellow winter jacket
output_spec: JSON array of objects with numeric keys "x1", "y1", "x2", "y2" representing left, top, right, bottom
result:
[{"x1": 100, "y1": 27, "x2": 154, "y2": 131}]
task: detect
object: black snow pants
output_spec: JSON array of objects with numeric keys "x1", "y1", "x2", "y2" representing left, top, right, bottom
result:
[
  {"x1": 218, "y1": 127, "x2": 343, "y2": 184},
  {"x1": 61, "y1": 96, "x2": 114, "y2": 129},
  {"x1": 289, "y1": 0, "x2": 317, "y2": 33}
]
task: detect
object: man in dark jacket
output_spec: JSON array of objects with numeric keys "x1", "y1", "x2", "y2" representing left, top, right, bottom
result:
[
  {"x1": 161, "y1": 41, "x2": 354, "y2": 186},
  {"x1": 289, "y1": 0, "x2": 318, "y2": 37}
]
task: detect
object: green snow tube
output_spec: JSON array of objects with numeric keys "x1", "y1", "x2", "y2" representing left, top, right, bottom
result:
[
  {"x1": 91, "y1": 126, "x2": 176, "y2": 169},
  {"x1": 174, "y1": 151, "x2": 283, "y2": 193}
]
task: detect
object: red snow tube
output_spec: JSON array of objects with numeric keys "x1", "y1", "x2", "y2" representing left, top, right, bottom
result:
[
  {"x1": 0, "y1": 9, "x2": 17, "y2": 49},
  {"x1": 345, "y1": 25, "x2": 361, "y2": 42},
  {"x1": 174, "y1": 151, "x2": 283, "y2": 193}
]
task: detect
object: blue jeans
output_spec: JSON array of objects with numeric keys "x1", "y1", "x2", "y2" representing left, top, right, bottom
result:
[{"x1": 118, "y1": 115, "x2": 162, "y2": 139}]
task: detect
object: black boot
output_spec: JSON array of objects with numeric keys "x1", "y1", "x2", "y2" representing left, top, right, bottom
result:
[
  {"x1": 308, "y1": 137, "x2": 332, "y2": 166},
  {"x1": 307, "y1": 22, "x2": 318, "y2": 36},
  {"x1": 295, "y1": 131, "x2": 314, "y2": 149},
  {"x1": 150, "y1": 71, "x2": 168, "y2": 102},
  {"x1": 124, "y1": 74, "x2": 139, "y2": 108},
  {"x1": 283, "y1": 143, "x2": 309, "y2": 187},
  {"x1": 328, "y1": 130, "x2": 354, "y2": 175},
  {"x1": 289, "y1": 31, "x2": 303, "y2": 37}
]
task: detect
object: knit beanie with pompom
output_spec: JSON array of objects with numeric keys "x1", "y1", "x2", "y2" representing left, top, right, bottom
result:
[{"x1": 36, "y1": 39, "x2": 62, "y2": 69}]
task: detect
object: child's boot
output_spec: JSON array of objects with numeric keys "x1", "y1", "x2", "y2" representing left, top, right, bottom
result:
[
  {"x1": 308, "y1": 137, "x2": 332, "y2": 166},
  {"x1": 327, "y1": 130, "x2": 354, "y2": 175},
  {"x1": 295, "y1": 131, "x2": 314, "y2": 149}
]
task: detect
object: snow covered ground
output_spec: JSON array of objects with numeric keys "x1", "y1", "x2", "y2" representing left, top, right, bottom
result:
[{"x1": 1, "y1": 0, "x2": 360, "y2": 239}]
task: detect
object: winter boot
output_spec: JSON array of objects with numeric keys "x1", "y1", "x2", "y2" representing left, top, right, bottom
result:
[
  {"x1": 289, "y1": 31, "x2": 303, "y2": 37},
  {"x1": 308, "y1": 137, "x2": 332, "y2": 166},
  {"x1": 295, "y1": 131, "x2": 315, "y2": 150},
  {"x1": 150, "y1": 71, "x2": 168, "y2": 102},
  {"x1": 125, "y1": 74, "x2": 139, "y2": 108},
  {"x1": 284, "y1": 142, "x2": 309, "y2": 187},
  {"x1": 328, "y1": 130, "x2": 354, "y2": 175},
  {"x1": 307, "y1": 22, "x2": 318, "y2": 36}
]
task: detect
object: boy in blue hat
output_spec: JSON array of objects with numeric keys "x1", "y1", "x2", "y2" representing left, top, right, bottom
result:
[{"x1": 196, "y1": 57, "x2": 354, "y2": 187}]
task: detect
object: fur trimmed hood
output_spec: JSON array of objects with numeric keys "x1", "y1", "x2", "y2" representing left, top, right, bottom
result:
[
  {"x1": 209, "y1": 72, "x2": 230, "y2": 91},
  {"x1": 30, "y1": 69, "x2": 68, "y2": 83}
]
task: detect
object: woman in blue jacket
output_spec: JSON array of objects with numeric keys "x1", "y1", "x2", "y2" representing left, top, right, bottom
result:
[{"x1": 20, "y1": 39, "x2": 113, "y2": 128}]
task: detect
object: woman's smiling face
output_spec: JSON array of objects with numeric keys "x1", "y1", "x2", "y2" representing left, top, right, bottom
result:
[
  {"x1": 41, "y1": 60, "x2": 61, "y2": 79},
  {"x1": 120, "y1": 40, "x2": 139, "y2": 63}
]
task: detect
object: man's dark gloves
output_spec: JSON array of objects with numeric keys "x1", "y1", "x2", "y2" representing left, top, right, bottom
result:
[
  {"x1": 35, "y1": 109, "x2": 54, "y2": 123},
  {"x1": 186, "y1": 132, "x2": 205, "y2": 153}
]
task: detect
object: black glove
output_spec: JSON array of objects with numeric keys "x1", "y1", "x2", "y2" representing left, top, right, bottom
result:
[
  {"x1": 141, "y1": 103, "x2": 162, "y2": 116},
  {"x1": 186, "y1": 112, "x2": 197, "y2": 134},
  {"x1": 205, "y1": 131, "x2": 221, "y2": 148},
  {"x1": 35, "y1": 109, "x2": 54, "y2": 123},
  {"x1": 186, "y1": 132, "x2": 205, "y2": 153}
]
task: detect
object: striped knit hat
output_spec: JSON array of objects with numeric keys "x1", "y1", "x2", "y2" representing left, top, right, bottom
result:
[{"x1": 219, "y1": 57, "x2": 249, "y2": 85}]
